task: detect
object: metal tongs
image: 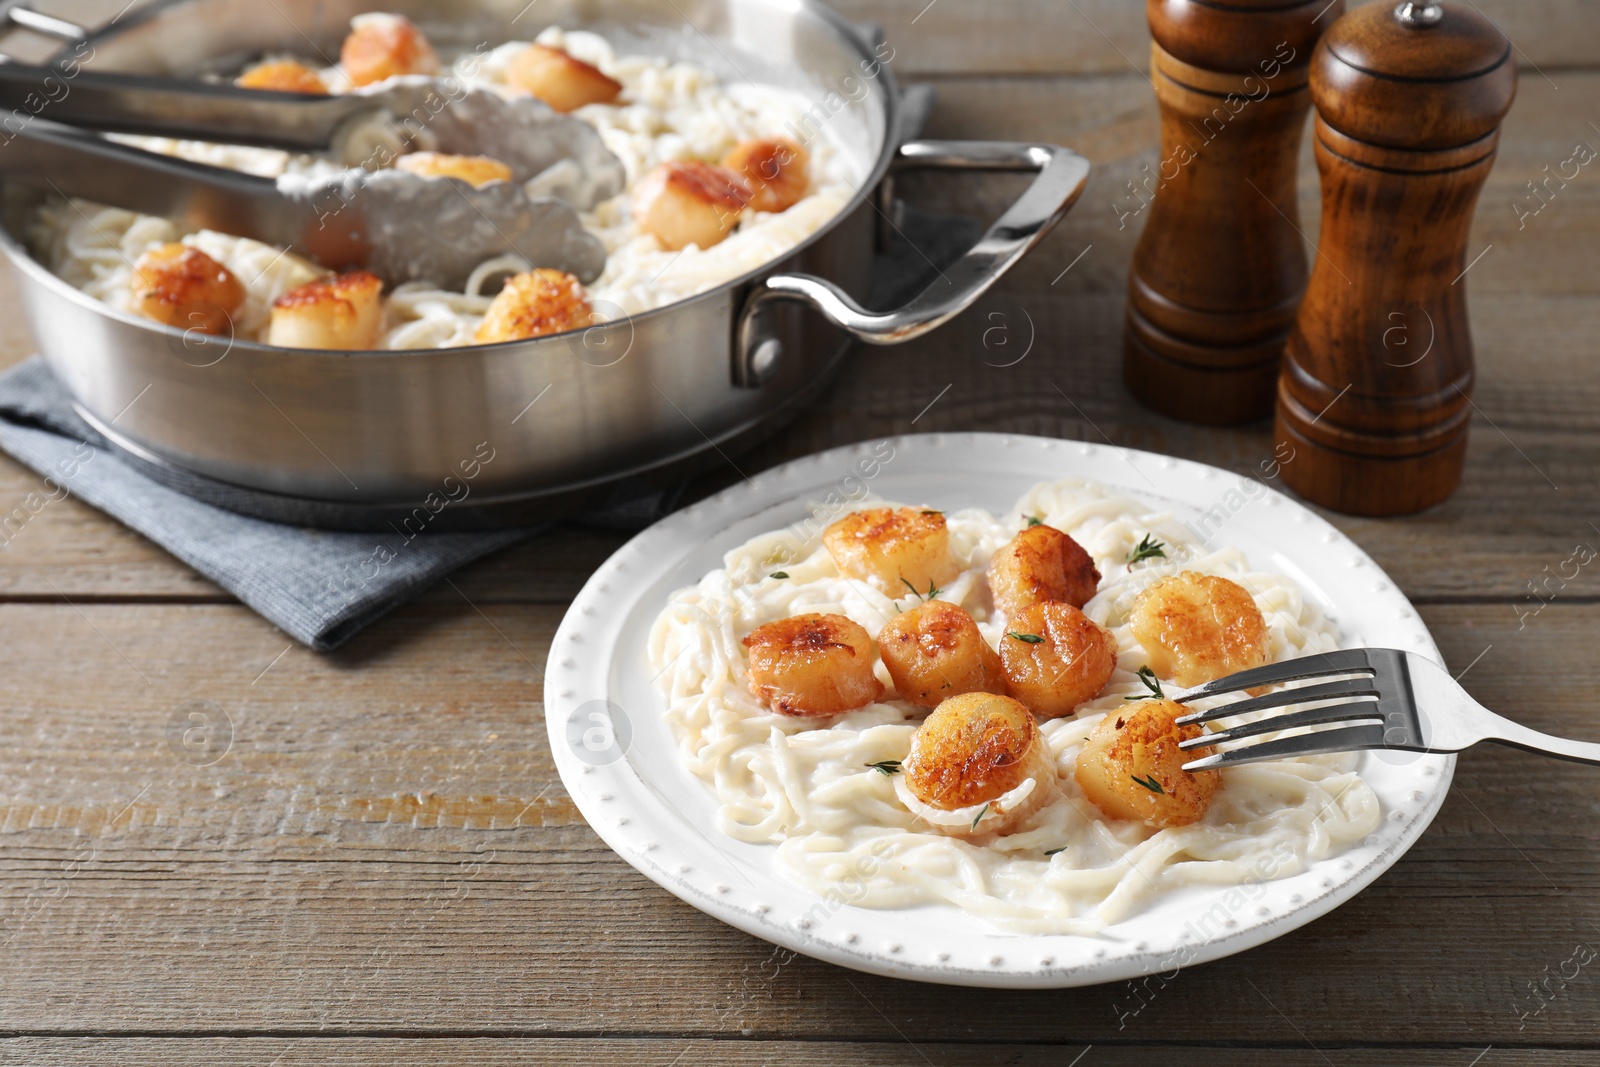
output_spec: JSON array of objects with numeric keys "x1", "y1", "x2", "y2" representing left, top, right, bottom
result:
[{"x1": 0, "y1": 61, "x2": 627, "y2": 286}]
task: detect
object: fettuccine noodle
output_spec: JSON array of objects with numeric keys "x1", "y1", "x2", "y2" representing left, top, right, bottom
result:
[{"x1": 648, "y1": 479, "x2": 1382, "y2": 934}]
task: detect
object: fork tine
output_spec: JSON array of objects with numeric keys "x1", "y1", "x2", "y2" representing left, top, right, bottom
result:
[
  {"x1": 1178, "y1": 700, "x2": 1385, "y2": 748},
  {"x1": 1175, "y1": 677, "x2": 1382, "y2": 727},
  {"x1": 1175, "y1": 648, "x2": 1375, "y2": 703},
  {"x1": 1182, "y1": 722, "x2": 1388, "y2": 771}
]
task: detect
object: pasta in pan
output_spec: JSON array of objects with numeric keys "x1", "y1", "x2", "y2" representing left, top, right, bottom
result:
[
  {"x1": 648, "y1": 479, "x2": 1382, "y2": 935},
  {"x1": 28, "y1": 23, "x2": 861, "y2": 349}
]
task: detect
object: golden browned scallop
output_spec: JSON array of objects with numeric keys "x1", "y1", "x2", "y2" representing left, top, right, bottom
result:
[
  {"x1": 988, "y1": 523, "x2": 1101, "y2": 620},
  {"x1": 721, "y1": 137, "x2": 810, "y2": 214},
  {"x1": 1128, "y1": 572, "x2": 1270, "y2": 688},
  {"x1": 394, "y1": 151, "x2": 513, "y2": 187},
  {"x1": 472, "y1": 269, "x2": 593, "y2": 344},
  {"x1": 339, "y1": 13, "x2": 439, "y2": 87},
  {"x1": 1000, "y1": 602, "x2": 1118, "y2": 718},
  {"x1": 631, "y1": 161, "x2": 751, "y2": 252},
  {"x1": 1074, "y1": 698, "x2": 1218, "y2": 828},
  {"x1": 822, "y1": 506, "x2": 961, "y2": 596},
  {"x1": 235, "y1": 59, "x2": 327, "y2": 94},
  {"x1": 266, "y1": 270, "x2": 384, "y2": 350},
  {"x1": 507, "y1": 42, "x2": 623, "y2": 112},
  {"x1": 741, "y1": 613, "x2": 886, "y2": 717},
  {"x1": 129, "y1": 243, "x2": 246, "y2": 337},
  {"x1": 901, "y1": 692, "x2": 1057, "y2": 838},
  {"x1": 877, "y1": 600, "x2": 1004, "y2": 708}
]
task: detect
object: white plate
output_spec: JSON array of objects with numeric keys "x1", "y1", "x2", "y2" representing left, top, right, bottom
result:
[{"x1": 544, "y1": 433, "x2": 1453, "y2": 988}]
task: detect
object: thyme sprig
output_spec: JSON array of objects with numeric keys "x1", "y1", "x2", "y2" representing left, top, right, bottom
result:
[
  {"x1": 865, "y1": 760, "x2": 902, "y2": 776},
  {"x1": 1007, "y1": 631, "x2": 1045, "y2": 644},
  {"x1": 1126, "y1": 533, "x2": 1167, "y2": 568},
  {"x1": 900, "y1": 577, "x2": 943, "y2": 601},
  {"x1": 971, "y1": 802, "x2": 991, "y2": 832},
  {"x1": 1131, "y1": 773, "x2": 1165, "y2": 794}
]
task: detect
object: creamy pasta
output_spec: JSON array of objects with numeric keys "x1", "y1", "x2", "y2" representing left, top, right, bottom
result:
[
  {"x1": 648, "y1": 479, "x2": 1382, "y2": 935},
  {"x1": 27, "y1": 27, "x2": 862, "y2": 349}
]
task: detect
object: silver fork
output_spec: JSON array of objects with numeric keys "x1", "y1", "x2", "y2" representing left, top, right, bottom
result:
[{"x1": 1174, "y1": 647, "x2": 1600, "y2": 771}]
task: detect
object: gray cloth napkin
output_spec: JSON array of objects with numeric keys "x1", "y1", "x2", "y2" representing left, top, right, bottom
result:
[
  {"x1": 0, "y1": 364, "x2": 546, "y2": 650},
  {"x1": 0, "y1": 199, "x2": 981, "y2": 650}
]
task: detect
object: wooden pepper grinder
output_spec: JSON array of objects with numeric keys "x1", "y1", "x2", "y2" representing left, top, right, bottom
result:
[
  {"x1": 1124, "y1": 0, "x2": 1342, "y2": 425},
  {"x1": 1275, "y1": 1, "x2": 1516, "y2": 515}
]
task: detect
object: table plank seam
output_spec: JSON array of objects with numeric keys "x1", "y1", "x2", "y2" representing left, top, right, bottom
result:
[{"x1": 5, "y1": 1032, "x2": 1600, "y2": 1049}]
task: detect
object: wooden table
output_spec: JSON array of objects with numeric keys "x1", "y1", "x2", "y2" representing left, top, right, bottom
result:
[{"x1": 3, "y1": 1, "x2": 1599, "y2": 1063}]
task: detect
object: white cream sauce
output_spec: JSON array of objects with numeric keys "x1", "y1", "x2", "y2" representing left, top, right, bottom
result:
[
  {"x1": 30, "y1": 26, "x2": 862, "y2": 349},
  {"x1": 647, "y1": 479, "x2": 1382, "y2": 935}
]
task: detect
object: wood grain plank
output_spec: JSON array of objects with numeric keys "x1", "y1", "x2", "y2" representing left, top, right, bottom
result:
[
  {"x1": 0, "y1": 463, "x2": 626, "y2": 604},
  {"x1": 902, "y1": 70, "x2": 1600, "y2": 297},
  {"x1": 0, "y1": 1, "x2": 1591, "y2": 1056},
  {"x1": 0, "y1": 1038, "x2": 1577, "y2": 1065},
  {"x1": 18, "y1": 0, "x2": 1596, "y2": 74},
  {"x1": 824, "y1": 0, "x2": 1598, "y2": 75},
  {"x1": 1, "y1": 600, "x2": 1598, "y2": 1043}
]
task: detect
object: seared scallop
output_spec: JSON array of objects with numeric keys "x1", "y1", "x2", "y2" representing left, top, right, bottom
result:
[
  {"x1": 129, "y1": 243, "x2": 245, "y2": 336},
  {"x1": 507, "y1": 43, "x2": 623, "y2": 112},
  {"x1": 339, "y1": 13, "x2": 439, "y2": 87},
  {"x1": 1127, "y1": 572, "x2": 1269, "y2": 688},
  {"x1": 1074, "y1": 698, "x2": 1218, "y2": 828},
  {"x1": 395, "y1": 151, "x2": 513, "y2": 187},
  {"x1": 1000, "y1": 602, "x2": 1118, "y2": 718},
  {"x1": 877, "y1": 600, "x2": 1004, "y2": 708},
  {"x1": 899, "y1": 692, "x2": 1057, "y2": 839},
  {"x1": 823, "y1": 506, "x2": 960, "y2": 597},
  {"x1": 266, "y1": 271, "x2": 384, "y2": 350},
  {"x1": 631, "y1": 161, "x2": 750, "y2": 252},
  {"x1": 721, "y1": 138, "x2": 810, "y2": 214},
  {"x1": 988, "y1": 522, "x2": 1100, "y2": 620},
  {"x1": 741, "y1": 613, "x2": 886, "y2": 717},
  {"x1": 235, "y1": 59, "x2": 327, "y2": 94},
  {"x1": 473, "y1": 269, "x2": 593, "y2": 344}
]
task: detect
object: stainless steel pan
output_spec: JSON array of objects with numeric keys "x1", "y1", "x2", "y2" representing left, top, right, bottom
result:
[{"x1": 0, "y1": 0, "x2": 1089, "y2": 529}]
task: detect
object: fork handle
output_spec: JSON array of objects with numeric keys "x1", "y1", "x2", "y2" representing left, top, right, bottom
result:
[
  {"x1": 1406, "y1": 655, "x2": 1600, "y2": 765},
  {"x1": 1429, "y1": 693, "x2": 1600, "y2": 765},
  {"x1": 1478, "y1": 717, "x2": 1600, "y2": 766}
]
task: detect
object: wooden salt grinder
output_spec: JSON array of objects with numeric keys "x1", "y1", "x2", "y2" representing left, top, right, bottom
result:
[
  {"x1": 1124, "y1": 0, "x2": 1341, "y2": 425},
  {"x1": 1276, "y1": 1, "x2": 1516, "y2": 515}
]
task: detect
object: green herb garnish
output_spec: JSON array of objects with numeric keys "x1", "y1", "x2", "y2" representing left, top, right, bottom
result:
[
  {"x1": 1126, "y1": 534, "x2": 1167, "y2": 567},
  {"x1": 1026, "y1": 516, "x2": 1044, "y2": 527},
  {"x1": 1131, "y1": 774, "x2": 1165, "y2": 794},
  {"x1": 1044, "y1": 846, "x2": 1068, "y2": 856},
  {"x1": 900, "y1": 577, "x2": 942, "y2": 602},
  {"x1": 1136, "y1": 665, "x2": 1165, "y2": 699},
  {"x1": 866, "y1": 760, "x2": 902, "y2": 776},
  {"x1": 1008, "y1": 631, "x2": 1045, "y2": 644},
  {"x1": 769, "y1": 571, "x2": 789, "y2": 580},
  {"x1": 971, "y1": 803, "x2": 991, "y2": 831}
]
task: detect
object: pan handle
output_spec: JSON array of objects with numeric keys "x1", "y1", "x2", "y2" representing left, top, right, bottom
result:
[{"x1": 733, "y1": 139, "x2": 1090, "y2": 388}]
